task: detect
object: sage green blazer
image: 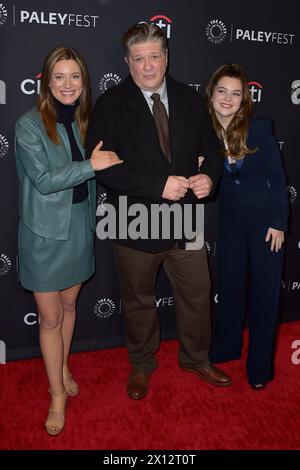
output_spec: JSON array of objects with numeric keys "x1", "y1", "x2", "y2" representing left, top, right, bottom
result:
[{"x1": 15, "y1": 107, "x2": 96, "y2": 240}]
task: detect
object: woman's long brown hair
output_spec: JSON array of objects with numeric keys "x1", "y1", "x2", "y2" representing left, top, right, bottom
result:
[
  {"x1": 37, "y1": 45, "x2": 92, "y2": 145},
  {"x1": 205, "y1": 63, "x2": 256, "y2": 159}
]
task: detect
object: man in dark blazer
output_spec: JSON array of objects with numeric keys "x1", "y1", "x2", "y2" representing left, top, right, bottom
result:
[{"x1": 86, "y1": 22, "x2": 232, "y2": 399}]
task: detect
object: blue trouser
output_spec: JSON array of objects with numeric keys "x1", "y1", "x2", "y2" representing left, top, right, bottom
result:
[{"x1": 209, "y1": 215, "x2": 283, "y2": 385}]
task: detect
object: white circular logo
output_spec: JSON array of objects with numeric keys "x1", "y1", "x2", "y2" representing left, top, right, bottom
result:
[
  {"x1": 99, "y1": 73, "x2": 122, "y2": 93},
  {"x1": 205, "y1": 241, "x2": 211, "y2": 253},
  {"x1": 287, "y1": 185, "x2": 297, "y2": 204},
  {"x1": 96, "y1": 192, "x2": 107, "y2": 216},
  {"x1": 0, "y1": 253, "x2": 12, "y2": 276},
  {"x1": 0, "y1": 4, "x2": 8, "y2": 27},
  {"x1": 0, "y1": 134, "x2": 9, "y2": 159},
  {"x1": 94, "y1": 298, "x2": 116, "y2": 318},
  {"x1": 206, "y1": 19, "x2": 227, "y2": 44},
  {"x1": 291, "y1": 80, "x2": 300, "y2": 105}
]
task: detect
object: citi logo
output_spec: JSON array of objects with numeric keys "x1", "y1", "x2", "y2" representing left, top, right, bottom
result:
[
  {"x1": 206, "y1": 19, "x2": 227, "y2": 44},
  {"x1": 291, "y1": 80, "x2": 300, "y2": 105},
  {"x1": 94, "y1": 298, "x2": 116, "y2": 319},
  {"x1": 24, "y1": 312, "x2": 39, "y2": 326},
  {"x1": 0, "y1": 134, "x2": 9, "y2": 159},
  {"x1": 21, "y1": 73, "x2": 42, "y2": 95},
  {"x1": 189, "y1": 83, "x2": 202, "y2": 92},
  {"x1": 248, "y1": 81, "x2": 263, "y2": 103},
  {"x1": 150, "y1": 15, "x2": 172, "y2": 38},
  {"x1": 0, "y1": 79, "x2": 6, "y2": 104},
  {"x1": 99, "y1": 73, "x2": 122, "y2": 94},
  {"x1": 0, "y1": 253, "x2": 11, "y2": 276},
  {"x1": 0, "y1": 3, "x2": 8, "y2": 28}
]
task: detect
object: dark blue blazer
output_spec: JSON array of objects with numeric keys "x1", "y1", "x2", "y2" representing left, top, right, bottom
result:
[
  {"x1": 219, "y1": 117, "x2": 288, "y2": 231},
  {"x1": 86, "y1": 75, "x2": 222, "y2": 252}
]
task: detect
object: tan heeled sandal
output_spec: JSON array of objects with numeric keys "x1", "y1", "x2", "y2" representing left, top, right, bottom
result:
[
  {"x1": 63, "y1": 374, "x2": 79, "y2": 397},
  {"x1": 45, "y1": 388, "x2": 67, "y2": 436}
]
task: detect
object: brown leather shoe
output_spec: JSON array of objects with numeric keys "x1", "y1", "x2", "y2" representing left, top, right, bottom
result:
[
  {"x1": 127, "y1": 371, "x2": 152, "y2": 400},
  {"x1": 181, "y1": 363, "x2": 232, "y2": 387}
]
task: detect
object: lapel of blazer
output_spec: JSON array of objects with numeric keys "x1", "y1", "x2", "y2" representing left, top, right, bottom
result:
[
  {"x1": 122, "y1": 76, "x2": 171, "y2": 167},
  {"x1": 166, "y1": 76, "x2": 186, "y2": 169},
  {"x1": 123, "y1": 76, "x2": 164, "y2": 151}
]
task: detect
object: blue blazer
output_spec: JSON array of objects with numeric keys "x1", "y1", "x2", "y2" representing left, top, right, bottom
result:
[{"x1": 219, "y1": 117, "x2": 288, "y2": 231}]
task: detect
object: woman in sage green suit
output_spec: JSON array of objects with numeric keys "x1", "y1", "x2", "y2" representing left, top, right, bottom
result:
[{"x1": 15, "y1": 46, "x2": 122, "y2": 436}]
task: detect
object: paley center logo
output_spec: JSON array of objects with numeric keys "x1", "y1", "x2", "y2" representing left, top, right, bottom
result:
[
  {"x1": 205, "y1": 241, "x2": 211, "y2": 253},
  {"x1": 0, "y1": 3, "x2": 8, "y2": 27},
  {"x1": 291, "y1": 80, "x2": 300, "y2": 105},
  {"x1": 235, "y1": 27, "x2": 295, "y2": 45},
  {"x1": 94, "y1": 298, "x2": 116, "y2": 319},
  {"x1": 287, "y1": 185, "x2": 297, "y2": 204},
  {"x1": 149, "y1": 14, "x2": 172, "y2": 38},
  {"x1": 155, "y1": 296, "x2": 174, "y2": 308},
  {"x1": 16, "y1": 8, "x2": 99, "y2": 28},
  {"x1": 97, "y1": 192, "x2": 107, "y2": 216},
  {"x1": 0, "y1": 134, "x2": 9, "y2": 159},
  {"x1": 99, "y1": 73, "x2": 122, "y2": 94},
  {"x1": 0, "y1": 253, "x2": 11, "y2": 276},
  {"x1": 21, "y1": 73, "x2": 42, "y2": 95},
  {"x1": 248, "y1": 81, "x2": 263, "y2": 103},
  {"x1": 206, "y1": 19, "x2": 227, "y2": 44},
  {"x1": 290, "y1": 281, "x2": 300, "y2": 291},
  {"x1": 206, "y1": 18, "x2": 295, "y2": 46}
]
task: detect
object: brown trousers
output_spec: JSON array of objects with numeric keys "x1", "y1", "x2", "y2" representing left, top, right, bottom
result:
[{"x1": 113, "y1": 243, "x2": 212, "y2": 373}]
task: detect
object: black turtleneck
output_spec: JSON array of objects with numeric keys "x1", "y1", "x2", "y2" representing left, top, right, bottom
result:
[{"x1": 54, "y1": 98, "x2": 88, "y2": 203}]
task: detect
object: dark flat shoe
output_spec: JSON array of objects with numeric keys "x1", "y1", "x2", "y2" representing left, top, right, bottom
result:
[{"x1": 250, "y1": 383, "x2": 265, "y2": 391}]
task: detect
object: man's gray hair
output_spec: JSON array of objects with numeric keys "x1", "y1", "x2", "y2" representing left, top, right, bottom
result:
[{"x1": 122, "y1": 22, "x2": 168, "y2": 57}]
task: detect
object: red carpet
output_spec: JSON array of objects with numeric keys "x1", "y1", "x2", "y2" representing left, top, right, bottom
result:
[{"x1": 0, "y1": 321, "x2": 300, "y2": 450}]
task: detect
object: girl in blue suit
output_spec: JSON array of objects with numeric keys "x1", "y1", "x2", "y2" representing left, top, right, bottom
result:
[
  {"x1": 15, "y1": 46, "x2": 122, "y2": 435},
  {"x1": 206, "y1": 64, "x2": 288, "y2": 390}
]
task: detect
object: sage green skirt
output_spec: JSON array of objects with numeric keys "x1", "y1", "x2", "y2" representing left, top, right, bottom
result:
[{"x1": 18, "y1": 199, "x2": 95, "y2": 292}]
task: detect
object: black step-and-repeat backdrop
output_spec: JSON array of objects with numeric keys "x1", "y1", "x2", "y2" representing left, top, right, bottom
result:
[{"x1": 0, "y1": 0, "x2": 299, "y2": 362}]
